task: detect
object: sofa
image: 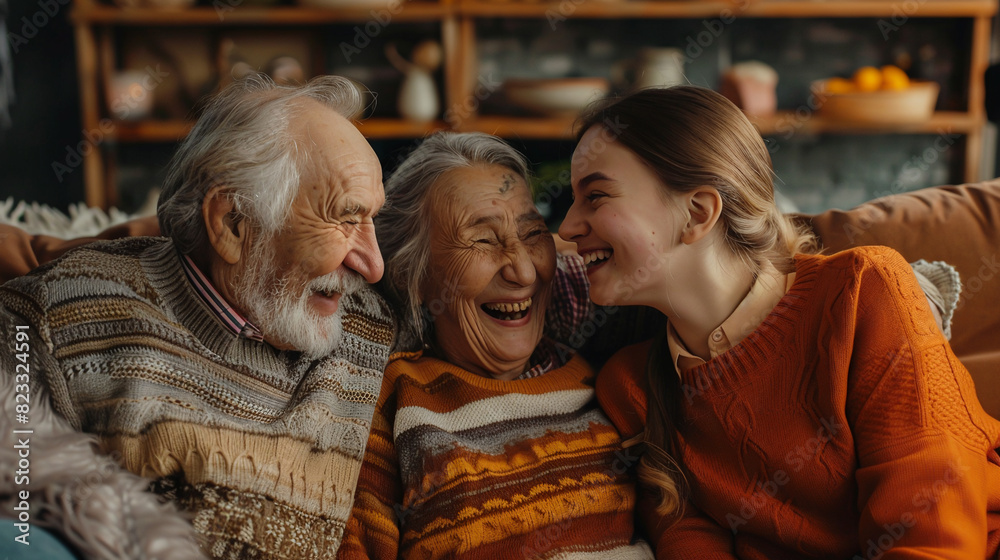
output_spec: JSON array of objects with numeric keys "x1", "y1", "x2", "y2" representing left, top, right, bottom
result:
[{"x1": 1, "y1": 179, "x2": 998, "y2": 420}]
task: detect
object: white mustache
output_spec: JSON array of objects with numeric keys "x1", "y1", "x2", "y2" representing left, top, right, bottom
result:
[{"x1": 309, "y1": 270, "x2": 366, "y2": 298}]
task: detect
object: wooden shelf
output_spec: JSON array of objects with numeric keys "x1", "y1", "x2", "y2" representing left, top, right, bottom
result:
[
  {"x1": 355, "y1": 118, "x2": 449, "y2": 137},
  {"x1": 458, "y1": 116, "x2": 577, "y2": 139},
  {"x1": 463, "y1": 111, "x2": 981, "y2": 139},
  {"x1": 112, "y1": 118, "x2": 447, "y2": 141},
  {"x1": 114, "y1": 120, "x2": 192, "y2": 142},
  {"x1": 751, "y1": 111, "x2": 980, "y2": 136},
  {"x1": 71, "y1": 2, "x2": 451, "y2": 24},
  {"x1": 72, "y1": 0, "x2": 994, "y2": 208},
  {"x1": 109, "y1": 111, "x2": 982, "y2": 144},
  {"x1": 73, "y1": 0, "x2": 996, "y2": 24},
  {"x1": 458, "y1": 0, "x2": 996, "y2": 19}
]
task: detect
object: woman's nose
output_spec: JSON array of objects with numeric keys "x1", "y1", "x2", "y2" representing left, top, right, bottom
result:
[
  {"x1": 558, "y1": 199, "x2": 587, "y2": 241},
  {"x1": 501, "y1": 242, "x2": 536, "y2": 286}
]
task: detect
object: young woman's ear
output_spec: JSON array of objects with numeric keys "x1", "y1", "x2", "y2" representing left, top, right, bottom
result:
[
  {"x1": 680, "y1": 186, "x2": 724, "y2": 245},
  {"x1": 202, "y1": 186, "x2": 247, "y2": 265}
]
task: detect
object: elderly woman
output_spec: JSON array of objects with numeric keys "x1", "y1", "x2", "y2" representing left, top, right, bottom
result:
[{"x1": 337, "y1": 132, "x2": 653, "y2": 559}]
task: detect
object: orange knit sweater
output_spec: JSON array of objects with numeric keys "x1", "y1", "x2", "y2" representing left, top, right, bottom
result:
[
  {"x1": 338, "y1": 350, "x2": 653, "y2": 559},
  {"x1": 597, "y1": 247, "x2": 1000, "y2": 559}
]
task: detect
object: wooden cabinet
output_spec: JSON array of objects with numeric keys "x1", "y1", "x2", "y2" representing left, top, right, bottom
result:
[{"x1": 71, "y1": 0, "x2": 995, "y2": 209}]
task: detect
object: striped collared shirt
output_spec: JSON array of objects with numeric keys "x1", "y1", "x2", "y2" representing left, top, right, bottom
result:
[{"x1": 178, "y1": 252, "x2": 265, "y2": 342}]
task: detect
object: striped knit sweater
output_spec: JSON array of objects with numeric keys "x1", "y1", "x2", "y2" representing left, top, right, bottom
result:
[
  {"x1": 337, "y1": 349, "x2": 654, "y2": 559},
  {"x1": 0, "y1": 238, "x2": 394, "y2": 559}
]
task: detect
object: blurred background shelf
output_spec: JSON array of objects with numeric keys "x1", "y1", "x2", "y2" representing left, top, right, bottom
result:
[
  {"x1": 70, "y1": 0, "x2": 996, "y2": 211},
  {"x1": 751, "y1": 111, "x2": 981, "y2": 136},
  {"x1": 72, "y1": 3, "x2": 452, "y2": 24},
  {"x1": 456, "y1": 0, "x2": 996, "y2": 19},
  {"x1": 113, "y1": 117, "x2": 448, "y2": 141}
]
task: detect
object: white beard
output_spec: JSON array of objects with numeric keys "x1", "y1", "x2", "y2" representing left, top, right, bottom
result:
[{"x1": 233, "y1": 239, "x2": 365, "y2": 359}]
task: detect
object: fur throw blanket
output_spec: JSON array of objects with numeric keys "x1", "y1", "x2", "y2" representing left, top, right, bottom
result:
[{"x1": 0, "y1": 369, "x2": 207, "y2": 559}]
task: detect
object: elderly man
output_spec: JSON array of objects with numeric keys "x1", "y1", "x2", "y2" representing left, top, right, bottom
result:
[{"x1": 0, "y1": 75, "x2": 393, "y2": 559}]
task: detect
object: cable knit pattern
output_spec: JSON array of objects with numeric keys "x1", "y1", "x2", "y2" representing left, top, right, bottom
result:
[
  {"x1": 597, "y1": 247, "x2": 1000, "y2": 560},
  {"x1": 338, "y1": 351, "x2": 653, "y2": 560},
  {"x1": 0, "y1": 237, "x2": 394, "y2": 559}
]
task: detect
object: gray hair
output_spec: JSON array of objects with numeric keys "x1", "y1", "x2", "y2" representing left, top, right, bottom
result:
[
  {"x1": 377, "y1": 132, "x2": 530, "y2": 351},
  {"x1": 157, "y1": 73, "x2": 364, "y2": 255}
]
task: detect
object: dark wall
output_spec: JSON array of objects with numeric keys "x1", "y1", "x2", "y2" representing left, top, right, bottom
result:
[{"x1": 0, "y1": 0, "x2": 85, "y2": 210}]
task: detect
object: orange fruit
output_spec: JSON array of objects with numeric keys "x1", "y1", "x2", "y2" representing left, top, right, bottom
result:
[
  {"x1": 880, "y1": 65, "x2": 910, "y2": 90},
  {"x1": 825, "y1": 77, "x2": 855, "y2": 94},
  {"x1": 853, "y1": 66, "x2": 882, "y2": 92}
]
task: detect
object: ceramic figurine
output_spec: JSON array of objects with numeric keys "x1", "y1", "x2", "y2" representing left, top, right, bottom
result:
[{"x1": 386, "y1": 40, "x2": 442, "y2": 122}]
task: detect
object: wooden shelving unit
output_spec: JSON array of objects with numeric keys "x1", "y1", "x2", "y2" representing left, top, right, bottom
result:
[{"x1": 72, "y1": 0, "x2": 996, "y2": 209}]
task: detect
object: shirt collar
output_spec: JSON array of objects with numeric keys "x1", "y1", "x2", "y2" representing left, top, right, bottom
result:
[
  {"x1": 518, "y1": 338, "x2": 574, "y2": 380},
  {"x1": 178, "y1": 252, "x2": 265, "y2": 342},
  {"x1": 666, "y1": 262, "x2": 795, "y2": 375}
]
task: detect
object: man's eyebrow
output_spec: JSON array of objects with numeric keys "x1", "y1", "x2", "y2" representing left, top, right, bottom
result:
[
  {"x1": 338, "y1": 200, "x2": 369, "y2": 216},
  {"x1": 576, "y1": 172, "x2": 612, "y2": 190}
]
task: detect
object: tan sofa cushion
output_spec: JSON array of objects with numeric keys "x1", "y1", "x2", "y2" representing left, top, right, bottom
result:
[
  {"x1": 803, "y1": 179, "x2": 1000, "y2": 416},
  {"x1": 0, "y1": 216, "x2": 160, "y2": 282}
]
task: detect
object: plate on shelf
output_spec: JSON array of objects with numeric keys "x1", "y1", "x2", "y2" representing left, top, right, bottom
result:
[
  {"x1": 814, "y1": 80, "x2": 939, "y2": 125},
  {"x1": 503, "y1": 77, "x2": 610, "y2": 118}
]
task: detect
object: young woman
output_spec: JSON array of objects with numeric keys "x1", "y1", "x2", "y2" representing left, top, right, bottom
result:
[{"x1": 558, "y1": 86, "x2": 1000, "y2": 559}]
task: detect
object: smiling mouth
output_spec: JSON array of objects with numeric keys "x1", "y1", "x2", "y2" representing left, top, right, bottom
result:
[
  {"x1": 583, "y1": 249, "x2": 613, "y2": 268},
  {"x1": 482, "y1": 297, "x2": 533, "y2": 321}
]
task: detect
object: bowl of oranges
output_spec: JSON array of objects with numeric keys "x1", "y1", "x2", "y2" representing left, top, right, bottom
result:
[{"x1": 814, "y1": 65, "x2": 939, "y2": 125}]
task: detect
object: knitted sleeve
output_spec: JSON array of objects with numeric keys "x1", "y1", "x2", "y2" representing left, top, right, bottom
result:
[
  {"x1": 599, "y1": 341, "x2": 737, "y2": 558},
  {"x1": 0, "y1": 276, "x2": 81, "y2": 429},
  {"x1": 337, "y1": 376, "x2": 403, "y2": 560},
  {"x1": 596, "y1": 340, "x2": 652, "y2": 440},
  {"x1": 846, "y1": 247, "x2": 1000, "y2": 559},
  {"x1": 643, "y1": 496, "x2": 737, "y2": 560}
]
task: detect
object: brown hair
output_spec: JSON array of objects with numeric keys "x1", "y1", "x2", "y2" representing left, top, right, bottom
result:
[{"x1": 576, "y1": 86, "x2": 816, "y2": 517}]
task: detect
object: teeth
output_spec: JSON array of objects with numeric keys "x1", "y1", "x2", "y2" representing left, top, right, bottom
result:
[
  {"x1": 584, "y1": 250, "x2": 612, "y2": 265},
  {"x1": 483, "y1": 297, "x2": 532, "y2": 313}
]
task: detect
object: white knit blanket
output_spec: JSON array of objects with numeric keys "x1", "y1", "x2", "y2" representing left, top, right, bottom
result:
[{"x1": 0, "y1": 198, "x2": 146, "y2": 239}]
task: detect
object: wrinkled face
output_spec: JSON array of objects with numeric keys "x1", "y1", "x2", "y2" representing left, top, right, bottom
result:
[
  {"x1": 422, "y1": 164, "x2": 556, "y2": 380},
  {"x1": 233, "y1": 101, "x2": 385, "y2": 357},
  {"x1": 558, "y1": 125, "x2": 686, "y2": 308}
]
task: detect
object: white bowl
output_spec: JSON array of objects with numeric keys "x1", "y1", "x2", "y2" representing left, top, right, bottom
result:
[{"x1": 504, "y1": 77, "x2": 610, "y2": 117}]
